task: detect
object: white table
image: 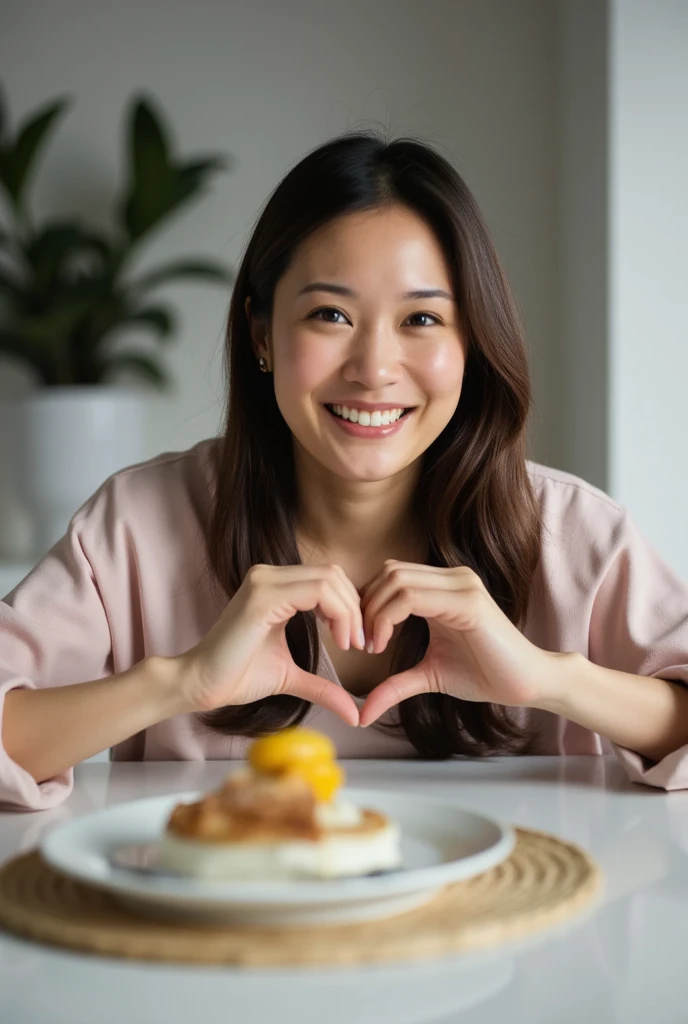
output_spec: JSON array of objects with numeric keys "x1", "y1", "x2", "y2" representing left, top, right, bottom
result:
[{"x1": 1, "y1": 756, "x2": 687, "y2": 1024}]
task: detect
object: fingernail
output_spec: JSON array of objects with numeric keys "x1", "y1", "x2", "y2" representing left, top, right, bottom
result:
[
  {"x1": 366, "y1": 639, "x2": 375, "y2": 654},
  {"x1": 358, "y1": 628, "x2": 366, "y2": 649}
]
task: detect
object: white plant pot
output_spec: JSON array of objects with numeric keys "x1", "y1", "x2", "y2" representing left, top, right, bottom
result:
[{"x1": 8, "y1": 386, "x2": 147, "y2": 558}]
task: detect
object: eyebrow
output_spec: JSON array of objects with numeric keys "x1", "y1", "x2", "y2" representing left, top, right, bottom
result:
[{"x1": 297, "y1": 282, "x2": 453, "y2": 301}]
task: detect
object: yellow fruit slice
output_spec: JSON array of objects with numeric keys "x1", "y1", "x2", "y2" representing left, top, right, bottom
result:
[
  {"x1": 248, "y1": 727, "x2": 336, "y2": 774},
  {"x1": 284, "y1": 759, "x2": 345, "y2": 802}
]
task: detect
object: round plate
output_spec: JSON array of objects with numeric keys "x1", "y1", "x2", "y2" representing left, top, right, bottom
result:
[{"x1": 40, "y1": 788, "x2": 514, "y2": 926}]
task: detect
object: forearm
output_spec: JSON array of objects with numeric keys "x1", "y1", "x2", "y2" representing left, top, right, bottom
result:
[
  {"x1": 2, "y1": 656, "x2": 188, "y2": 784},
  {"x1": 535, "y1": 653, "x2": 688, "y2": 762}
]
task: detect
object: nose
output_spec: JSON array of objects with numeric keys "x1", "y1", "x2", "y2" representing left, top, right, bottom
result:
[{"x1": 340, "y1": 322, "x2": 403, "y2": 390}]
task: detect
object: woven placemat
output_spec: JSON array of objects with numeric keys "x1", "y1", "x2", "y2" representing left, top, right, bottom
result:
[{"x1": 0, "y1": 828, "x2": 601, "y2": 967}]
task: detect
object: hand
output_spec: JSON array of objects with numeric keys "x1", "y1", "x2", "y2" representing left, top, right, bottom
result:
[
  {"x1": 359, "y1": 560, "x2": 564, "y2": 726},
  {"x1": 175, "y1": 563, "x2": 365, "y2": 725}
]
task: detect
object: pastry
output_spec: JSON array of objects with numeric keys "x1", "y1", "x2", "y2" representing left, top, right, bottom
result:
[{"x1": 159, "y1": 727, "x2": 401, "y2": 880}]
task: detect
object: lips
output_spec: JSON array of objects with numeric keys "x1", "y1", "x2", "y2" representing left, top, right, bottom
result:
[
  {"x1": 325, "y1": 403, "x2": 405, "y2": 428},
  {"x1": 323, "y1": 403, "x2": 415, "y2": 437}
]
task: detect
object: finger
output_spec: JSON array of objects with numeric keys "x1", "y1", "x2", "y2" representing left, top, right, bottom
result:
[
  {"x1": 271, "y1": 578, "x2": 356, "y2": 652},
  {"x1": 327, "y1": 564, "x2": 366, "y2": 649},
  {"x1": 359, "y1": 666, "x2": 432, "y2": 726},
  {"x1": 366, "y1": 590, "x2": 414, "y2": 654},
  {"x1": 360, "y1": 564, "x2": 470, "y2": 620},
  {"x1": 256, "y1": 562, "x2": 363, "y2": 617},
  {"x1": 360, "y1": 568, "x2": 428, "y2": 644},
  {"x1": 367, "y1": 586, "x2": 486, "y2": 654},
  {"x1": 361, "y1": 562, "x2": 471, "y2": 597},
  {"x1": 329, "y1": 562, "x2": 364, "y2": 607},
  {"x1": 284, "y1": 667, "x2": 360, "y2": 727},
  {"x1": 255, "y1": 564, "x2": 364, "y2": 650},
  {"x1": 382, "y1": 561, "x2": 479, "y2": 579},
  {"x1": 291, "y1": 564, "x2": 364, "y2": 650},
  {"x1": 362, "y1": 572, "x2": 437, "y2": 651}
]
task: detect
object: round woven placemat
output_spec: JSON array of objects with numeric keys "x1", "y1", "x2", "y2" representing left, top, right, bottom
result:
[{"x1": 0, "y1": 828, "x2": 601, "y2": 967}]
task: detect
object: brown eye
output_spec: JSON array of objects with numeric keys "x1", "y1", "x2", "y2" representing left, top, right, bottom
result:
[
  {"x1": 406, "y1": 312, "x2": 441, "y2": 327},
  {"x1": 308, "y1": 307, "x2": 349, "y2": 324}
]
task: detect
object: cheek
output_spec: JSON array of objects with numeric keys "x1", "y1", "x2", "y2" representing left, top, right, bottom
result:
[
  {"x1": 273, "y1": 336, "x2": 334, "y2": 427},
  {"x1": 415, "y1": 343, "x2": 466, "y2": 398},
  {"x1": 277, "y1": 335, "x2": 332, "y2": 388}
]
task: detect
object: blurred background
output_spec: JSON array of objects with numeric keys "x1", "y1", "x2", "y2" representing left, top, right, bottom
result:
[{"x1": 0, "y1": 0, "x2": 686, "y2": 585}]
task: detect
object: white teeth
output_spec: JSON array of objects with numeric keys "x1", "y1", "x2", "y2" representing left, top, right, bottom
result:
[{"x1": 329, "y1": 405, "x2": 405, "y2": 426}]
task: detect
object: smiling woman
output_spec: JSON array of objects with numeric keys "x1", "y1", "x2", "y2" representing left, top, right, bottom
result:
[
  {"x1": 3, "y1": 131, "x2": 688, "y2": 812},
  {"x1": 203, "y1": 135, "x2": 540, "y2": 757},
  {"x1": 262, "y1": 205, "x2": 466, "y2": 486}
]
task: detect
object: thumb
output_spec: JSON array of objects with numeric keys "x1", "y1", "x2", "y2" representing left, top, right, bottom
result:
[
  {"x1": 359, "y1": 665, "x2": 432, "y2": 727},
  {"x1": 283, "y1": 665, "x2": 360, "y2": 727}
]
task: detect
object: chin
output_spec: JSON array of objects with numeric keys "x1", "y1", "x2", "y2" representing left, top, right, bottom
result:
[{"x1": 335, "y1": 464, "x2": 401, "y2": 483}]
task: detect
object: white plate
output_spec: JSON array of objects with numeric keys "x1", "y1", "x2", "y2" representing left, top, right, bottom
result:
[{"x1": 40, "y1": 788, "x2": 514, "y2": 926}]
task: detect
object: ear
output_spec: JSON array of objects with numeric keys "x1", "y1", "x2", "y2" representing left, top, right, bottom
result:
[{"x1": 245, "y1": 296, "x2": 271, "y2": 365}]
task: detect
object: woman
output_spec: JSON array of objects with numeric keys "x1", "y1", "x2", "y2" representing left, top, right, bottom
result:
[{"x1": 2, "y1": 132, "x2": 688, "y2": 812}]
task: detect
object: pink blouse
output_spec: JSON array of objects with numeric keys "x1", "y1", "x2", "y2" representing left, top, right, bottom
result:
[{"x1": 2, "y1": 439, "x2": 688, "y2": 811}]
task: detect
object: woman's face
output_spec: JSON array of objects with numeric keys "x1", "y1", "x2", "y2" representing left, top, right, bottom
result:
[{"x1": 259, "y1": 204, "x2": 466, "y2": 484}]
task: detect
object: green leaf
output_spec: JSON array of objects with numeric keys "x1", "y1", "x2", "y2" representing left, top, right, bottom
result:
[
  {"x1": 178, "y1": 155, "x2": 228, "y2": 188},
  {"x1": 130, "y1": 98, "x2": 170, "y2": 186},
  {"x1": 0, "y1": 327, "x2": 59, "y2": 385},
  {"x1": 25, "y1": 221, "x2": 113, "y2": 287},
  {"x1": 121, "y1": 100, "x2": 227, "y2": 242},
  {"x1": 0, "y1": 263, "x2": 26, "y2": 296},
  {"x1": 122, "y1": 98, "x2": 176, "y2": 240},
  {"x1": 0, "y1": 98, "x2": 70, "y2": 210},
  {"x1": 101, "y1": 352, "x2": 169, "y2": 388},
  {"x1": 0, "y1": 329, "x2": 29, "y2": 362},
  {"x1": 15, "y1": 297, "x2": 94, "y2": 343},
  {"x1": 133, "y1": 258, "x2": 230, "y2": 292},
  {"x1": 123, "y1": 168, "x2": 203, "y2": 242},
  {"x1": 121, "y1": 304, "x2": 176, "y2": 337}
]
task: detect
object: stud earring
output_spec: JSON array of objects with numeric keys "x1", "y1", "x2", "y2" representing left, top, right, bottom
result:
[{"x1": 258, "y1": 356, "x2": 271, "y2": 373}]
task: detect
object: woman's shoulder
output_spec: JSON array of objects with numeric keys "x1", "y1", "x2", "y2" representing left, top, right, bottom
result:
[
  {"x1": 525, "y1": 460, "x2": 629, "y2": 557},
  {"x1": 526, "y1": 460, "x2": 623, "y2": 520},
  {"x1": 68, "y1": 438, "x2": 220, "y2": 559},
  {"x1": 55, "y1": 438, "x2": 222, "y2": 602},
  {"x1": 74, "y1": 439, "x2": 218, "y2": 520},
  {"x1": 526, "y1": 460, "x2": 621, "y2": 512}
]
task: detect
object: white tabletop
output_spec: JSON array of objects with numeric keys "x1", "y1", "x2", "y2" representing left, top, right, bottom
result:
[{"x1": 1, "y1": 756, "x2": 687, "y2": 1024}]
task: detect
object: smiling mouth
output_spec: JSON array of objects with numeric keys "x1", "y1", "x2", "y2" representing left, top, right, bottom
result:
[{"x1": 323, "y1": 403, "x2": 413, "y2": 428}]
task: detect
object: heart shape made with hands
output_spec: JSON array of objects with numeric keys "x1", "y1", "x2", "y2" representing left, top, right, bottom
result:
[{"x1": 354, "y1": 559, "x2": 559, "y2": 726}]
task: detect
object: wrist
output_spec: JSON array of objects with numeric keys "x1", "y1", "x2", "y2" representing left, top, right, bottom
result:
[
  {"x1": 531, "y1": 650, "x2": 590, "y2": 715},
  {"x1": 141, "y1": 654, "x2": 199, "y2": 719}
]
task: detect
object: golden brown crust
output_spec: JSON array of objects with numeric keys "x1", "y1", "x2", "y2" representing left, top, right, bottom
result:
[
  {"x1": 165, "y1": 766, "x2": 393, "y2": 846},
  {"x1": 167, "y1": 773, "x2": 321, "y2": 843}
]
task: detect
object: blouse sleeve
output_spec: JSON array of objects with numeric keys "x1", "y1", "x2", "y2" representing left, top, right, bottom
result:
[
  {"x1": 588, "y1": 509, "x2": 688, "y2": 790},
  {"x1": 0, "y1": 510, "x2": 112, "y2": 811}
]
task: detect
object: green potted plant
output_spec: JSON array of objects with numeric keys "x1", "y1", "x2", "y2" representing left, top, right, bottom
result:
[{"x1": 0, "y1": 86, "x2": 231, "y2": 556}]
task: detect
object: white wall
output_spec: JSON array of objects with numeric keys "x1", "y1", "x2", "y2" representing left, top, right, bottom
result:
[
  {"x1": 557, "y1": 0, "x2": 609, "y2": 492},
  {"x1": 609, "y1": 0, "x2": 688, "y2": 577},
  {"x1": 0, "y1": 0, "x2": 562, "y2": 556}
]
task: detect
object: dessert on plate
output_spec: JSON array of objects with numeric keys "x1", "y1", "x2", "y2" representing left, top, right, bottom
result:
[{"x1": 159, "y1": 727, "x2": 402, "y2": 880}]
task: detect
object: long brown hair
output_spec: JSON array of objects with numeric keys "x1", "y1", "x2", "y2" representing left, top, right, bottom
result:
[{"x1": 200, "y1": 131, "x2": 542, "y2": 758}]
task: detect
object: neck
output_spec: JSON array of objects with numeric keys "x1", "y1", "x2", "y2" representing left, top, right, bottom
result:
[{"x1": 294, "y1": 446, "x2": 426, "y2": 583}]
